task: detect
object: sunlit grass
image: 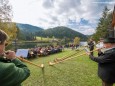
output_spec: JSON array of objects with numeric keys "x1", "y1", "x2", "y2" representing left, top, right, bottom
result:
[
  {"x1": 22, "y1": 48, "x2": 115, "y2": 86},
  {"x1": 36, "y1": 37, "x2": 51, "y2": 41}
]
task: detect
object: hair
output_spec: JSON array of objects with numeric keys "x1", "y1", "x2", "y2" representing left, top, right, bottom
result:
[{"x1": 0, "y1": 30, "x2": 9, "y2": 44}]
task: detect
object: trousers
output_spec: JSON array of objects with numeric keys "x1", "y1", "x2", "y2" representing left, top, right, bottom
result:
[{"x1": 102, "y1": 81, "x2": 113, "y2": 86}]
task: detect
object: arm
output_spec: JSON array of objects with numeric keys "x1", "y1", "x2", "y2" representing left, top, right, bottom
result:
[
  {"x1": 89, "y1": 53, "x2": 113, "y2": 63},
  {"x1": 98, "y1": 50, "x2": 104, "y2": 56},
  {"x1": 0, "y1": 58, "x2": 30, "y2": 85}
]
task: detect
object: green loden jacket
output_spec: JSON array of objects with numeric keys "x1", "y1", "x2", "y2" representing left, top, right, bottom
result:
[{"x1": 0, "y1": 56, "x2": 30, "y2": 86}]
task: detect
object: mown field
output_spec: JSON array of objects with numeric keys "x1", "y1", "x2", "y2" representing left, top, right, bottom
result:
[
  {"x1": 36, "y1": 37, "x2": 52, "y2": 42},
  {"x1": 22, "y1": 48, "x2": 115, "y2": 86}
]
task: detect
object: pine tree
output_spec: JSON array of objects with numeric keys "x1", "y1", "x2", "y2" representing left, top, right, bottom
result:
[{"x1": 92, "y1": 6, "x2": 112, "y2": 41}]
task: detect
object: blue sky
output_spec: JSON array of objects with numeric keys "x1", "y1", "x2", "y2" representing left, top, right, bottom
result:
[{"x1": 9, "y1": 0, "x2": 115, "y2": 35}]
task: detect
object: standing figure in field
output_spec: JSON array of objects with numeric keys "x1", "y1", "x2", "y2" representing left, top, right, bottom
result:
[{"x1": 88, "y1": 38, "x2": 94, "y2": 55}]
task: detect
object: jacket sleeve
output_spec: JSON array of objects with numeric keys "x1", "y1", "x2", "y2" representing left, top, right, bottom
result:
[
  {"x1": 89, "y1": 53, "x2": 114, "y2": 63},
  {"x1": 1, "y1": 58, "x2": 30, "y2": 85}
]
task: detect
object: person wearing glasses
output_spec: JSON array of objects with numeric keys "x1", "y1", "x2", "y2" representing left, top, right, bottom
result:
[{"x1": 0, "y1": 30, "x2": 30, "y2": 86}]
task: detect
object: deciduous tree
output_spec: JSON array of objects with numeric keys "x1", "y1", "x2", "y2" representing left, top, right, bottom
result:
[{"x1": 0, "y1": 0, "x2": 17, "y2": 41}]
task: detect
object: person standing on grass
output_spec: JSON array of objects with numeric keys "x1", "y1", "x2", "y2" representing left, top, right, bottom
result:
[
  {"x1": 87, "y1": 37, "x2": 115, "y2": 86},
  {"x1": 88, "y1": 38, "x2": 94, "y2": 55},
  {"x1": 0, "y1": 30, "x2": 30, "y2": 86}
]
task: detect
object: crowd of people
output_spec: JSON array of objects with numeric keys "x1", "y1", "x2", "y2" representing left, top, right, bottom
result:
[
  {"x1": 64, "y1": 44, "x2": 79, "y2": 50},
  {"x1": 27, "y1": 45, "x2": 63, "y2": 58}
]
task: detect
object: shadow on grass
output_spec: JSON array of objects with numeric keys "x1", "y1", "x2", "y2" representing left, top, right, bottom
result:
[
  {"x1": 41, "y1": 67, "x2": 47, "y2": 86},
  {"x1": 49, "y1": 65, "x2": 65, "y2": 73}
]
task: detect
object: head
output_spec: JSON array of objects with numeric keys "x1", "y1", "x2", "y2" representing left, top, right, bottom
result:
[
  {"x1": 0, "y1": 30, "x2": 9, "y2": 54},
  {"x1": 103, "y1": 38, "x2": 115, "y2": 49},
  {"x1": 100, "y1": 38, "x2": 104, "y2": 42},
  {"x1": 104, "y1": 43, "x2": 115, "y2": 48},
  {"x1": 89, "y1": 38, "x2": 93, "y2": 42}
]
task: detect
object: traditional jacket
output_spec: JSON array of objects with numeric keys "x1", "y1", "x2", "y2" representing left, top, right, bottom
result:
[
  {"x1": 89, "y1": 48, "x2": 115, "y2": 83},
  {"x1": 88, "y1": 41, "x2": 94, "y2": 50},
  {"x1": 0, "y1": 56, "x2": 30, "y2": 86}
]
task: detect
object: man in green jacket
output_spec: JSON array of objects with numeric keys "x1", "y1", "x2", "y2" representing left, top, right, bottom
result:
[{"x1": 0, "y1": 30, "x2": 30, "y2": 86}]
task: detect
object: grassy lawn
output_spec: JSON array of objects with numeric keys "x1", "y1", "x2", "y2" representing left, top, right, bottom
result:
[
  {"x1": 36, "y1": 37, "x2": 51, "y2": 41},
  {"x1": 22, "y1": 48, "x2": 113, "y2": 86}
]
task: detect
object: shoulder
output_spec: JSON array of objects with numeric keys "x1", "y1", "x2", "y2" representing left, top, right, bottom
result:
[
  {"x1": 0, "y1": 62, "x2": 16, "y2": 79},
  {"x1": 104, "y1": 48, "x2": 115, "y2": 54},
  {"x1": 0, "y1": 62, "x2": 15, "y2": 72}
]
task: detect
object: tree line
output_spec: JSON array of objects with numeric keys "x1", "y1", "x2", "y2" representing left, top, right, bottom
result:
[{"x1": 92, "y1": 6, "x2": 113, "y2": 42}]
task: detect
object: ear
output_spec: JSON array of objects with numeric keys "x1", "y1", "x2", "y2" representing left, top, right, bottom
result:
[
  {"x1": 0, "y1": 41, "x2": 4, "y2": 45},
  {"x1": 0, "y1": 41, "x2": 2, "y2": 45}
]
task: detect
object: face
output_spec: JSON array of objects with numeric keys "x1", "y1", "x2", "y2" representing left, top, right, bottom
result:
[
  {"x1": 90, "y1": 39, "x2": 92, "y2": 41},
  {"x1": 104, "y1": 43, "x2": 115, "y2": 48},
  {"x1": 0, "y1": 41, "x2": 7, "y2": 54}
]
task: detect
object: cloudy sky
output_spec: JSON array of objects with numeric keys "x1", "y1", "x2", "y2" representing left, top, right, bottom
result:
[{"x1": 9, "y1": 0, "x2": 115, "y2": 35}]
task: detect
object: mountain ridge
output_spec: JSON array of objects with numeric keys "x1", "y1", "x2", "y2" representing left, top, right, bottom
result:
[
  {"x1": 16, "y1": 23, "x2": 87, "y2": 40},
  {"x1": 16, "y1": 23, "x2": 44, "y2": 33}
]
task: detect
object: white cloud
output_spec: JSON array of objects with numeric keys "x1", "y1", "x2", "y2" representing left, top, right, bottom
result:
[
  {"x1": 76, "y1": 25, "x2": 96, "y2": 35},
  {"x1": 9, "y1": 0, "x2": 115, "y2": 35}
]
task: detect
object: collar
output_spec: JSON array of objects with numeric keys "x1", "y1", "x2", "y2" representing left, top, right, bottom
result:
[
  {"x1": 104, "y1": 47, "x2": 115, "y2": 53},
  {"x1": 0, "y1": 56, "x2": 11, "y2": 62}
]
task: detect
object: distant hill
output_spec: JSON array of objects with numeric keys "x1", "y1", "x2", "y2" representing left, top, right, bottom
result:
[
  {"x1": 16, "y1": 23, "x2": 87, "y2": 41},
  {"x1": 36, "y1": 26, "x2": 87, "y2": 41},
  {"x1": 16, "y1": 23, "x2": 43, "y2": 33}
]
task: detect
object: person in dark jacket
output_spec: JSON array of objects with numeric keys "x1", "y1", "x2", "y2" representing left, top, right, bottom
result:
[
  {"x1": 0, "y1": 30, "x2": 30, "y2": 86},
  {"x1": 87, "y1": 37, "x2": 115, "y2": 86},
  {"x1": 88, "y1": 38, "x2": 94, "y2": 55}
]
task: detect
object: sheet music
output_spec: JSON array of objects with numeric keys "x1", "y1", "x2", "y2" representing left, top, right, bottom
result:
[{"x1": 16, "y1": 49, "x2": 29, "y2": 58}]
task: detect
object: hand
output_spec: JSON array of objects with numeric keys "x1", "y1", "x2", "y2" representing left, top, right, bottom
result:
[
  {"x1": 95, "y1": 48, "x2": 99, "y2": 50},
  {"x1": 5, "y1": 50, "x2": 16, "y2": 60},
  {"x1": 96, "y1": 48, "x2": 101, "y2": 53},
  {"x1": 86, "y1": 52, "x2": 90, "y2": 55}
]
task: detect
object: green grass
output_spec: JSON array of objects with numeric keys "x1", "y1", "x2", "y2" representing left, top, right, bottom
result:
[
  {"x1": 36, "y1": 37, "x2": 51, "y2": 41},
  {"x1": 22, "y1": 49, "x2": 113, "y2": 86}
]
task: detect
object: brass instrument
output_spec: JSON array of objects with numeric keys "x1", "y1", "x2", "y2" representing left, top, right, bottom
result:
[
  {"x1": 49, "y1": 47, "x2": 103, "y2": 66},
  {"x1": 4, "y1": 51, "x2": 44, "y2": 68}
]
